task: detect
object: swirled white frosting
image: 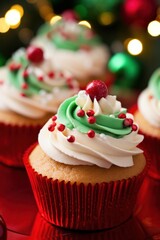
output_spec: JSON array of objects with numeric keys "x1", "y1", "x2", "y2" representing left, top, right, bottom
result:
[
  {"x1": 38, "y1": 91, "x2": 143, "y2": 168},
  {"x1": 32, "y1": 37, "x2": 109, "y2": 81},
  {"x1": 0, "y1": 50, "x2": 79, "y2": 119},
  {"x1": 138, "y1": 88, "x2": 160, "y2": 127}
]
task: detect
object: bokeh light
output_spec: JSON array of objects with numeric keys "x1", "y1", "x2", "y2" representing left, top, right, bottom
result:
[
  {"x1": 11, "y1": 4, "x2": 24, "y2": 17},
  {"x1": 79, "y1": 20, "x2": 91, "y2": 28},
  {"x1": 5, "y1": 9, "x2": 21, "y2": 28},
  {"x1": 127, "y1": 39, "x2": 143, "y2": 55},
  {"x1": 0, "y1": 18, "x2": 10, "y2": 33},
  {"x1": 50, "y1": 15, "x2": 61, "y2": 25},
  {"x1": 99, "y1": 12, "x2": 115, "y2": 25},
  {"x1": 147, "y1": 20, "x2": 160, "y2": 37}
]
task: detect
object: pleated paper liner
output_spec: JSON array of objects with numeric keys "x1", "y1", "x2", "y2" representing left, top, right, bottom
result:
[
  {"x1": 129, "y1": 105, "x2": 160, "y2": 180},
  {"x1": 24, "y1": 143, "x2": 148, "y2": 231},
  {"x1": 0, "y1": 122, "x2": 41, "y2": 167},
  {"x1": 30, "y1": 212, "x2": 148, "y2": 240}
]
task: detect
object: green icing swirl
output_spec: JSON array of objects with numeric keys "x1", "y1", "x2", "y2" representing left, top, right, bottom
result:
[
  {"x1": 57, "y1": 95, "x2": 132, "y2": 138},
  {"x1": 148, "y1": 68, "x2": 160, "y2": 100},
  {"x1": 7, "y1": 49, "x2": 55, "y2": 96},
  {"x1": 39, "y1": 20, "x2": 101, "y2": 51}
]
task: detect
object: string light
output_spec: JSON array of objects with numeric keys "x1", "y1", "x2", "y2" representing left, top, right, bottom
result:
[
  {"x1": 127, "y1": 39, "x2": 143, "y2": 56},
  {"x1": 79, "y1": 20, "x2": 91, "y2": 28},
  {"x1": 0, "y1": 18, "x2": 10, "y2": 33},
  {"x1": 147, "y1": 20, "x2": 160, "y2": 37},
  {"x1": 5, "y1": 9, "x2": 21, "y2": 28}
]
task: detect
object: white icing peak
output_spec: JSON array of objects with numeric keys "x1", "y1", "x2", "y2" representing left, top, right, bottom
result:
[
  {"x1": 75, "y1": 90, "x2": 124, "y2": 115},
  {"x1": 138, "y1": 88, "x2": 160, "y2": 127}
]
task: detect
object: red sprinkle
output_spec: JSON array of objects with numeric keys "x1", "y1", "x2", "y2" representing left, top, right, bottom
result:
[
  {"x1": 132, "y1": 124, "x2": 138, "y2": 131},
  {"x1": 52, "y1": 115, "x2": 57, "y2": 121},
  {"x1": 87, "y1": 130, "x2": 95, "y2": 138},
  {"x1": 20, "y1": 93, "x2": 26, "y2": 97},
  {"x1": 77, "y1": 109, "x2": 85, "y2": 117},
  {"x1": 0, "y1": 80, "x2": 4, "y2": 85},
  {"x1": 48, "y1": 124, "x2": 55, "y2": 132},
  {"x1": 118, "y1": 113, "x2": 126, "y2": 119},
  {"x1": 51, "y1": 121, "x2": 57, "y2": 127},
  {"x1": 57, "y1": 124, "x2": 65, "y2": 132},
  {"x1": 87, "y1": 110, "x2": 95, "y2": 117},
  {"x1": 67, "y1": 135, "x2": 75, "y2": 143},
  {"x1": 123, "y1": 118, "x2": 133, "y2": 127},
  {"x1": 9, "y1": 63, "x2": 21, "y2": 71},
  {"x1": 22, "y1": 70, "x2": 29, "y2": 78},
  {"x1": 88, "y1": 116, "x2": 96, "y2": 124},
  {"x1": 48, "y1": 71, "x2": 55, "y2": 78},
  {"x1": 38, "y1": 75, "x2": 44, "y2": 81},
  {"x1": 21, "y1": 82, "x2": 28, "y2": 89}
]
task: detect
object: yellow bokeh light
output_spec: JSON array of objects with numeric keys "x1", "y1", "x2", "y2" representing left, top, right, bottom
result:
[
  {"x1": 127, "y1": 39, "x2": 143, "y2": 55},
  {"x1": 0, "y1": 18, "x2": 10, "y2": 33},
  {"x1": 147, "y1": 20, "x2": 160, "y2": 37},
  {"x1": 5, "y1": 9, "x2": 21, "y2": 27},
  {"x1": 79, "y1": 20, "x2": 91, "y2": 29},
  {"x1": 11, "y1": 4, "x2": 24, "y2": 17},
  {"x1": 50, "y1": 15, "x2": 62, "y2": 25},
  {"x1": 99, "y1": 12, "x2": 115, "y2": 25}
]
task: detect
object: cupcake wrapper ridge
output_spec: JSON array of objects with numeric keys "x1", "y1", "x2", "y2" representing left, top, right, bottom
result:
[{"x1": 24, "y1": 143, "x2": 147, "y2": 231}]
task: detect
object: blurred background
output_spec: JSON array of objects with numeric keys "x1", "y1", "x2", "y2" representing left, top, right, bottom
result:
[{"x1": 0, "y1": 0, "x2": 159, "y2": 91}]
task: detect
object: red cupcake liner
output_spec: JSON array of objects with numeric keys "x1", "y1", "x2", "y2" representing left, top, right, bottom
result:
[
  {"x1": 24, "y1": 143, "x2": 148, "y2": 231},
  {"x1": 129, "y1": 105, "x2": 160, "y2": 180},
  {"x1": 30, "y1": 212, "x2": 148, "y2": 240},
  {"x1": 0, "y1": 122, "x2": 41, "y2": 168}
]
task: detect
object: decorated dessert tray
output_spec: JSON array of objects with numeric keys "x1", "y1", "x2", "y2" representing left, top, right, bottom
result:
[{"x1": 0, "y1": 162, "x2": 160, "y2": 240}]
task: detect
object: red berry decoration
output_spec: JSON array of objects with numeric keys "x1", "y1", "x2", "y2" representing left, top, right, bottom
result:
[
  {"x1": 22, "y1": 70, "x2": 29, "y2": 78},
  {"x1": 123, "y1": 118, "x2": 133, "y2": 127},
  {"x1": 67, "y1": 135, "x2": 75, "y2": 143},
  {"x1": 38, "y1": 75, "x2": 44, "y2": 81},
  {"x1": 27, "y1": 46, "x2": 44, "y2": 63},
  {"x1": 87, "y1": 110, "x2": 95, "y2": 117},
  {"x1": 9, "y1": 63, "x2": 21, "y2": 71},
  {"x1": 86, "y1": 80, "x2": 108, "y2": 101},
  {"x1": 48, "y1": 71, "x2": 55, "y2": 78},
  {"x1": 77, "y1": 109, "x2": 85, "y2": 117},
  {"x1": 48, "y1": 124, "x2": 55, "y2": 132},
  {"x1": 87, "y1": 130, "x2": 95, "y2": 138},
  {"x1": 118, "y1": 113, "x2": 126, "y2": 119},
  {"x1": 88, "y1": 116, "x2": 96, "y2": 124},
  {"x1": 132, "y1": 124, "x2": 138, "y2": 131},
  {"x1": 57, "y1": 124, "x2": 65, "y2": 132},
  {"x1": 21, "y1": 82, "x2": 28, "y2": 89}
]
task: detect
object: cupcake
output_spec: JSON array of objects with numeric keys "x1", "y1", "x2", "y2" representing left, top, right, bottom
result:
[
  {"x1": 24, "y1": 80, "x2": 147, "y2": 230},
  {"x1": 132, "y1": 68, "x2": 160, "y2": 179},
  {"x1": 32, "y1": 11, "x2": 109, "y2": 88},
  {"x1": 0, "y1": 45, "x2": 79, "y2": 167}
]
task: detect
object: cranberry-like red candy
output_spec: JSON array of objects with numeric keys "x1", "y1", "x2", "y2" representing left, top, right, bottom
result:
[
  {"x1": 86, "y1": 80, "x2": 108, "y2": 101},
  {"x1": 26, "y1": 46, "x2": 44, "y2": 63}
]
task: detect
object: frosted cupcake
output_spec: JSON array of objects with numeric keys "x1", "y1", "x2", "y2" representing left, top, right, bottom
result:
[
  {"x1": 32, "y1": 11, "x2": 109, "y2": 88},
  {"x1": 0, "y1": 45, "x2": 79, "y2": 167},
  {"x1": 133, "y1": 68, "x2": 160, "y2": 179},
  {"x1": 24, "y1": 80, "x2": 147, "y2": 230}
]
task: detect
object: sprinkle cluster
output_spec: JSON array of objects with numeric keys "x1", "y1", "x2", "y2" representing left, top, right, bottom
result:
[{"x1": 118, "y1": 113, "x2": 138, "y2": 131}]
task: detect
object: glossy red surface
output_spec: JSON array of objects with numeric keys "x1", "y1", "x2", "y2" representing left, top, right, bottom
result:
[{"x1": 0, "y1": 162, "x2": 160, "y2": 239}]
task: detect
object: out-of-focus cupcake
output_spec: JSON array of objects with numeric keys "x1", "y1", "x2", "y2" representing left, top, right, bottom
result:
[
  {"x1": 24, "y1": 80, "x2": 147, "y2": 230},
  {"x1": 32, "y1": 11, "x2": 110, "y2": 88},
  {"x1": 0, "y1": 45, "x2": 79, "y2": 167},
  {"x1": 132, "y1": 68, "x2": 160, "y2": 179}
]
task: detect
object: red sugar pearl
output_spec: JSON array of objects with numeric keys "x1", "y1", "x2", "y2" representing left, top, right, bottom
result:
[
  {"x1": 27, "y1": 46, "x2": 44, "y2": 63},
  {"x1": 87, "y1": 110, "x2": 95, "y2": 117},
  {"x1": 48, "y1": 71, "x2": 55, "y2": 78},
  {"x1": 38, "y1": 75, "x2": 44, "y2": 81},
  {"x1": 118, "y1": 113, "x2": 126, "y2": 119},
  {"x1": 67, "y1": 135, "x2": 75, "y2": 143},
  {"x1": 21, "y1": 82, "x2": 28, "y2": 89},
  {"x1": 57, "y1": 124, "x2": 65, "y2": 132},
  {"x1": 22, "y1": 70, "x2": 29, "y2": 78},
  {"x1": 9, "y1": 63, "x2": 21, "y2": 71},
  {"x1": 48, "y1": 124, "x2": 55, "y2": 132},
  {"x1": 87, "y1": 130, "x2": 95, "y2": 138},
  {"x1": 123, "y1": 118, "x2": 133, "y2": 127},
  {"x1": 20, "y1": 93, "x2": 26, "y2": 97},
  {"x1": 77, "y1": 109, "x2": 85, "y2": 117},
  {"x1": 52, "y1": 115, "x2": 57, "y2": 121},
  {"x1": 132, "y1": 124, "x2": 138, "y2": 131},
  {"x1": 88, "y1": 116, "x2": 96, "y2": 124}
]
